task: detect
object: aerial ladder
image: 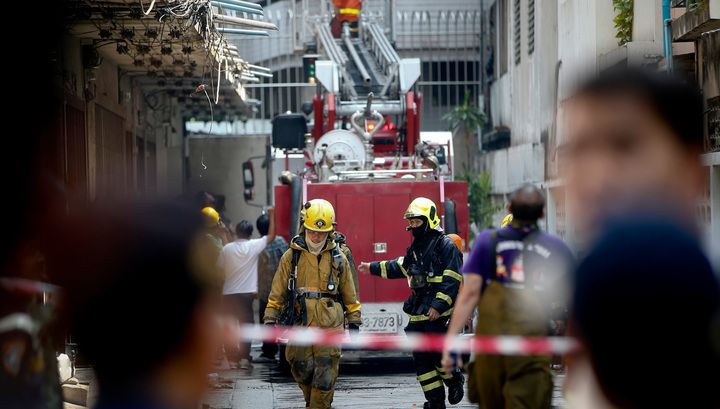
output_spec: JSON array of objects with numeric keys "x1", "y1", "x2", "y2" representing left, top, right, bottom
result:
[{"x1": 309, "y1": 18, "x2": 425, "y2": 178}]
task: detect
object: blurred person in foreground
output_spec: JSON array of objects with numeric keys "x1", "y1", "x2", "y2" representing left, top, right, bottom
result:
[
  {"x1": 560, "y1": 68, "x2": 718, "y2": 407},
  {"x1": 562, "y1": 67, "x2": 708, "y2": 249},
  {"x1": 255, "y1": 212, "x2": 288, "y2": 362},
  {"x1": 441, "y1": 184, "x2": 574, "y2": 409},
  {"x1": 56, "y1": 202, "x2": 225, "y2": 409},
  {"x1": 218, "y1": 209, "x2": 276, "y2": 370},
  {"x1": 572, "y1": 218, "x2": 720, "y2": 409},
  {"x1": 1, "y1": 2, "x2": 83, "y2": 407}
]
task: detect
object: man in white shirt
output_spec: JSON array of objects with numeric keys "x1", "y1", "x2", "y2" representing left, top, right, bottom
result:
[{"x1": 219, "y1": 208, "x2": 275, "y2": 369}]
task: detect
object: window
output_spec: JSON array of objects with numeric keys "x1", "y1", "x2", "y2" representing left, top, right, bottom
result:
[
  {"x1": 498, "y1": 0, "x2": 508, "y2": 76},
  {"x1": 513, "y1": 0, "x2": 521, "y2": 65},
  {"x1": 528, "y1": 0, "x2": 535, "y2": 55}
]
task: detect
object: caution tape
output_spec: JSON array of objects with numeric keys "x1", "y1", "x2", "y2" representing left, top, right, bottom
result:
[
  {"x1": 232, "y1": 324, "x2": 579, "y2": 356},
  {"x1": 0, "y1": 277, "x2": 59, "y2": 295}
]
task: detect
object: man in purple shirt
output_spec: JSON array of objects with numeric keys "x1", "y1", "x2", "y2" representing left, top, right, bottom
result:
[{"x1": 441, "y1": 184, "x2": 574, "y2": 409}]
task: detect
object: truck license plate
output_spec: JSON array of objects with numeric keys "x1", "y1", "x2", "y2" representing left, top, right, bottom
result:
[{"x1": 360, "y1": 312, "x2": 399, "y2": 334}]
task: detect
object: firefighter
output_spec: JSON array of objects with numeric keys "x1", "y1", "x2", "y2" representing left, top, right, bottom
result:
[
  {"x1": 501, "y1": 213, "x2": 513, "y2": 228},
  {"x1": 442, "y1": 185, "x2": 574, "y2": 409},
  {"x1": 264, "y1": 199, "x2": 362, "y2": 409},
  {"x1": 199, "y1": 206, "x2": 225, "y2": 283},
  {"x1": 331, "y1": 0, "x2": 361, "y2": 37},
  {"x1": 359, "y1": 197, "x2": 464, "y2": 409},
  {"x1": 201, "y1": 206, "x2": 224, "y2": 251}
]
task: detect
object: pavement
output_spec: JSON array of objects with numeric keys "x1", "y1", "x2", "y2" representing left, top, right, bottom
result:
[
  {"x1": 203, "y1": 347, "x2": 568, "y2": 409},
  {"x1": 68, "y1": 346, "x2": 568, "y2": 409}
]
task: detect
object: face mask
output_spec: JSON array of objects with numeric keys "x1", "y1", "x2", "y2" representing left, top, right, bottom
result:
[
  {"x1": 410, "y1": 224, "x2": 428, "y2": 239},
  {"x1": 306, "y1": 234, "x2": 326, "y2": 255}
]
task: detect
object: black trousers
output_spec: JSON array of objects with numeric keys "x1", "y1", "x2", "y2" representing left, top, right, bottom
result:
[
  {"x1": 223, "y1": 293, "x2": 254, "y2": 361},
  {"x1": 406, "y1": 318, "x2": 462, "y2": 403},
  {"x1": 258, "y1": 298, "x2": 279, "y2": 358}
]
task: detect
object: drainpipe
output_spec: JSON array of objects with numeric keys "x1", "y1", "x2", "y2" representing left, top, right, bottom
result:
[{"x1": 662, "y1": 0, "x2": 673, "y2": 72}]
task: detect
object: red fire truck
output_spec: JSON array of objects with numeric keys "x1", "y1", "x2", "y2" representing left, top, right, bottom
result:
[
  {"x1": 273, "y1": 178, "x2": 468, "y2": 335},
  {"x1": 269, "y1": 17, "x2": 468, "y2": 338}
]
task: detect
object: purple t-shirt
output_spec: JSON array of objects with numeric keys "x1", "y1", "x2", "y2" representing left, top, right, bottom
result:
[{"x1": 463, "y1": 226, "x2": 574, "y2": 287}]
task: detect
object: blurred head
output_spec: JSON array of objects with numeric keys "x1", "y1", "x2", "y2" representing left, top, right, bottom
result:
[
  {"x1": 256, "y1": 213, "x2": 270, "y2": 236},
  {"x1": 57, "y1": 202, "x2": 223, "y2": 404},
  {"x1": 508, "y1": 184, "x2": 545, "y2": 224},
  {"x1": 235, "y1": 220, "x2": 253, "y2": 239},
  {"x1": 572, "y1": 218, "x2": 720, "y2": 409},
  {"x1": 563, "y1": 68, "x2": 705, "y2": 240}
]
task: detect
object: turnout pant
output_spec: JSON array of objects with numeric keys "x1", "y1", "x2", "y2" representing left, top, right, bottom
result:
[
  {"x1": 472, "y1": 281, "x2": 554, "y2": 408},
  {"x1": 406, "y1": 319, "x2": 463, "y2": 403},
  {"x1": 473, "y1": 354, "x2": 552, "y2": 409},
  {"x1": 286, "y1": 343, "x2": 341, "y2": 409}
]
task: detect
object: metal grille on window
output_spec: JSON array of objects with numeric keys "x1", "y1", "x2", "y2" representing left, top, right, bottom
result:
[
  {"x1": 514, "y1": 0, "x2": 521, "y2": 65},
  {"x1": 528, "y1": 0, "x2": 535, "y2": 55},
  {"x1": 232, "y1": 6, "x2": 481, "y2": 133}
]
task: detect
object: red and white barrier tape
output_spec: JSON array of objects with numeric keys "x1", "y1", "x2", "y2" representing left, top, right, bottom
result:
[
  {"x1": 232, "y1": 324, "x2": 579, "y2": 355},
  {"x1": 0, "y1": 278, "x2": 59, "y2": 294}
]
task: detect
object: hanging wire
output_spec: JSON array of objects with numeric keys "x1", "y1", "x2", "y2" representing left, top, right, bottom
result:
[
  {"x1": 202, "y1": 85, "x2": 214, "y2": 134},
  {"x1": 140, "y1": 0, "x2": 157, "y2": 15},
  {"x1": 200, "y1": 152, "x2": 207, "y2": 178}
]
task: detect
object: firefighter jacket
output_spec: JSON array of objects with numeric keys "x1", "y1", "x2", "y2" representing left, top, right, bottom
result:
[
  {"x1": 264, "y1": 235, "x2": 362, "y2": 327},
  {"x1": 369, "y1": 231, "x2": 462, "y2": 323}
]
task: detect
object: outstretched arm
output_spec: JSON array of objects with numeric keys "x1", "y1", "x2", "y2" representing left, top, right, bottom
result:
[{"x1": 358, "y1": 256, "x2": 409, "y2": 279}]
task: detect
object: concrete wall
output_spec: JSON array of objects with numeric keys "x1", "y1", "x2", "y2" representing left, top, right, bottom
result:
[
  {"x1": 56, "y1": 33, "x2": 186, "y2": 202},
  {"x1": 187, "y1": 135, "x2": 270, "y2": 227},
  {"x1": 480, "y1": 0, "x2": 557, "y2": 196},
  {"x1": 478, "y1": 0, "x2": 666, "y2": 242}
]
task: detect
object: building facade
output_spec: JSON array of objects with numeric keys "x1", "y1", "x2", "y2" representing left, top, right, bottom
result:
[{"x1": 476, "y1": 0, "x2": 719, "y2": 260}]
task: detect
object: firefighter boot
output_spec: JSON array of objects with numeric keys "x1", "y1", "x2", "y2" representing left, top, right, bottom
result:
[
  {"x1": 423, "y1": 398, "x2": 447, "y2": 409},
  {"x1": 447, "y1": 371, "x2": 464, "y2": 405}
]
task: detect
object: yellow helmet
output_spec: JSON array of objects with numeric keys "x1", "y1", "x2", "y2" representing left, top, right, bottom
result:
[
  {"x1": 501, "y1": 214, "x2": 513, "y2": 228},
  {"x1": 404, "y1": 197, "x2": 441, "y2": 231},
  {"x1": 201, "y1": 207, "x2": 220, "y2": 227},
  {"x1": 303, "y1": 199, "x2": 335, "y2": 232}
]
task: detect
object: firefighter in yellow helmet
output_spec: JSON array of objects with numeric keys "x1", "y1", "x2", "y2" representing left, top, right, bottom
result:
[
  {"x1": 200, "y1": 206, "x2": 224, "y2": 264},
  {"x1": 264, "y1": 199, "x2": 361, "y2": 409},
  {"x1": 359, "y1": 197, "x2": 464, "y2": 409}
]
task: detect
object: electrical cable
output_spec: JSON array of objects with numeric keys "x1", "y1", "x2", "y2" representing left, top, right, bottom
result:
[{"x1": 140, "y1": 0, "x2": 156, "y2": 16}]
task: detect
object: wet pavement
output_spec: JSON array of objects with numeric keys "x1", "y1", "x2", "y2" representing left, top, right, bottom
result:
[{"x1": 203, "y1": 348, "x2": 567, "y2": 409}]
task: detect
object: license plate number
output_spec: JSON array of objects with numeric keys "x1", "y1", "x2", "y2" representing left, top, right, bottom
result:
[{"x1": 360, "y1": 312, "x2": 399, "y2": 334}]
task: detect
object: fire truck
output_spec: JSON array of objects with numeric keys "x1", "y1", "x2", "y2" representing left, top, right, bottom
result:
[{"x1": 271, "y1": 18, "x2": 469, "y2": 337}]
